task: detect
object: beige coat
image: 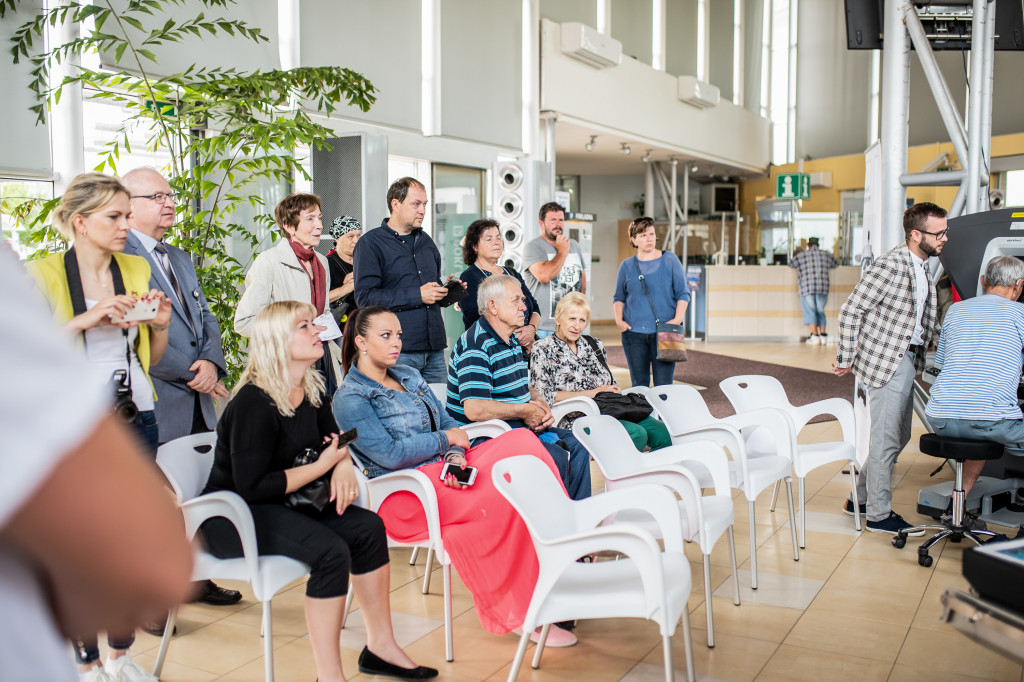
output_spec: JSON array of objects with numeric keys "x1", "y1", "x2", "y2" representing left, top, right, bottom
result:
[{"x1": 234, "y1": 238, "x2": 331, "y2": 336}]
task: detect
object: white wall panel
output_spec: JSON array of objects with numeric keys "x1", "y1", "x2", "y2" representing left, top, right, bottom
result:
[
  {"x1": 666, "y1": 0, "x2": 698, "y2": 78},
  {"x1": 440, "y1": 0, "x2": 521, "y2": 148},
  {"x1": 300, "y1": 0, "x2": 421, "y2": 131},
  {"x1": 1, "y1": 2, "x2": 51, "y2": 177},
  {"x1": 540, "y1": 0, "x2": 597, "y2": 26},
  {"x1": 612, "y1": 0, "x2": 654, "y2": 65},
  {"x1": 708, "y1": 0, "x2": 734, "y2": 102}
]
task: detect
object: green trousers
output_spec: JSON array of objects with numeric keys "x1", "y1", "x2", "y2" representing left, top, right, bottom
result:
[{"x1": 620, "y1": 415, "x2": 672, "y2": 452}]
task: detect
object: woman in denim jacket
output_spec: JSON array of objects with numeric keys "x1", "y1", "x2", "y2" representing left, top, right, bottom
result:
[{"x1": 332, "y1": 306, "x2": 578, "y2": 646}]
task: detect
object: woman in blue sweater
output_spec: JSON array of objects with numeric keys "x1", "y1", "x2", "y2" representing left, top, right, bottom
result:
[{"x1": 612, "y1": 217, "x2": 690, "y2": 388}]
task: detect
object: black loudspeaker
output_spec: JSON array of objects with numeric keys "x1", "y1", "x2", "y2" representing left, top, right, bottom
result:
[
  {"x1": 311, "y1": 132, "x2": 389, "y2": 237},
  {"x1": 492, "y1": 160, "x2": 553, "y2": 272}
]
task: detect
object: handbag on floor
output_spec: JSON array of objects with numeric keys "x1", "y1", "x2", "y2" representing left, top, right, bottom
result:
[{"x1": 633, "y1": 256, "x2": 688, "y2": 363}]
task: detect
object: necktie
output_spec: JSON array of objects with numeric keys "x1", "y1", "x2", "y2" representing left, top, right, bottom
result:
[{"x1": 154, "y1": 242, "x2": 194, "y2": 335}]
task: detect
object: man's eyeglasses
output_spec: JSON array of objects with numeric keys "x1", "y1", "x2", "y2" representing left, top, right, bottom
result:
[
  {"x1": 133, "y1": 192, "x2": 177, "y2": 204},
  {"x1": 916, "y1": 227, "x2": 948, "y2": 239}
]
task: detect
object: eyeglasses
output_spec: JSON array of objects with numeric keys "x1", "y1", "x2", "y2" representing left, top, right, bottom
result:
[
  {"x1": 133, "y1": 192, "x2": 177, "y2": 204},
  {"x1": 916, "y1": 228, "x2": 948, "y2": 239}
]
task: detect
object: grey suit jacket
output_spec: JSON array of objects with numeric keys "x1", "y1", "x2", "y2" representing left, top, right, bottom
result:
[{"x1": 125, "y1": 231, "x2": 226, "y2": 442}]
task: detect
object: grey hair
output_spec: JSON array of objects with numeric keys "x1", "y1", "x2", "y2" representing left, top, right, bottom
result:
[
  {"x1": 478, "y1": 274, "x2": 520, "y2": 316},
  {"x1": 983, "y1": 255, "x2": 1024, "y2": 289}
]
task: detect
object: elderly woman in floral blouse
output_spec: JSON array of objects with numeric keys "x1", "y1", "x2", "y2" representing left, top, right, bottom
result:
[{"x1": 529, "y1": 292, "x2": 671, "y2": 452}]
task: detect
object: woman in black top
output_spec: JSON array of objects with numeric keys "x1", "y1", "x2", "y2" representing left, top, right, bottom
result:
[
  {"x1": 458, "y1": 218, "x2": 541, "y2": 352},
  {"x1": 202, "y1": 301, "x2": 435, "y2": 681},
  {"x1": 326, "y1": 215, "x2": 362, "y2": 327}
]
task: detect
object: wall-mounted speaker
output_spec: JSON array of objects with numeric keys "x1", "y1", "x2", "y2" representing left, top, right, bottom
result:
[
  {"x1": 312, "y1": 132, "x2": 389, "y2": 235},
  {"x1": 492, "y1": 160, "x2": 553, "y2": 270}
]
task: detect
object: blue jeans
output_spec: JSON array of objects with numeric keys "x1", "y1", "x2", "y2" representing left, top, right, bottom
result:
[
  {"x1": 621, "y1": 330, "x2": 676, "y2": 388},
  {"x1": 396, "y1": 350, "x2": 448, "y2": 384},
  {"x1": 800, "y1": 293, "x2": 828, "y2": 327},
  {"x1": 930, "y1": 417, "x2": 1024, "y2": 456},
  {"x1": 543, "y1": 427, "x2": 592, "y2": 500},
  {"x1": 130, "y1": 409, "x2": 159, "y2": 458}
]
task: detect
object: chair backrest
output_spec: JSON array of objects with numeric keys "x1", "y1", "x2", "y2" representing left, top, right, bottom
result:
[
  {"x1": 156, "y1": 432, "x2": 218, "y2": 504},
  {"x1": 572, "y1": 415, "x2": 642, "y2": 481},
  {"x1": 491, "y1": 455, "x2": 578, "y2": 542},
  {"x1": 646, "y1": 384, "x2": 716, "y2": 432},
  {"x1": 719, "y1": 375, "x2": 792, "y2": 414}
]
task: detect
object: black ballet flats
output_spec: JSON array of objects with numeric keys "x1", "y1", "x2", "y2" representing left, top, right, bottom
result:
[{"x1": 357, "y1": 647, "x2": 438, "y2": 680}]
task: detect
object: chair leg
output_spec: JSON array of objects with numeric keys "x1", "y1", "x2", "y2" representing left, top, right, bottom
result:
[
  {"x1": 421, "y1": 547, "x2": 435, "y2": 595},
  {"x1": 152, "y1": 607, "x2": 177, "y2": 678},
  {"x1": 531, "y1": 623, "x2": 551, "y2": 669},
  {"x1": 663, "y1": 634, "x2": 675, "y2": 682},
  {"x1": 769, "y1": 479, "x2": 780, "y2": 512},
  {"x1": 798, "y1": 477, "x2": 807, "y2": 550},
  {"x1": 443, "y1": 562, "x2": 454, "y2": 662},
  {"x1": 785, "y1": 478, "x2": 800, "y2": 562},
  {"x1": 409, "y1": 546, "x2": 420, "y2": 565},
  {"x1": 681, "y1": 604, "x2": 696, "y2": 682},
  {"x1": 507, "y1": 630, "x2": 531, "y2": 682},
  {"x1": 849, "y1": 463, "x2": 862, "y2": 531},
  {"x1": 702, "y1": 553, "x2": 714, "y2": 648},
  {"x1": 263, "y1": 600, "x2": 275, "y2": 682},
  {"x1": 727, "y1": 526, "x2": 741, "y2": 606},
  {"x1": 748, "y1": 499, "x2": 759, "y2": 590},
  {"x1": 341, "y1": 582, "x2": 354, "y2": 628}
]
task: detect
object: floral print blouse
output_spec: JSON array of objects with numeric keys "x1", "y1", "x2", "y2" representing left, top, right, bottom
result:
[{"x1": 530, "y1": 334, "x2": 616, "y2": 426}]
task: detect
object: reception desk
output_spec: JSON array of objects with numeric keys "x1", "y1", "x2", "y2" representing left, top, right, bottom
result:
[{"x1": 702, "y1": 265, "x2": 861, "y2": 341}]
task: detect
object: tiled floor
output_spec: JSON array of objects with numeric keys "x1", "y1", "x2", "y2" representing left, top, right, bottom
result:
[{"x1": 121, "y1": 328, "x2": 1024, "y2": 681}]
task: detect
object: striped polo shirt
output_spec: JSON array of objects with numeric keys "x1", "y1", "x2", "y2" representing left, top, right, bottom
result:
[
  {"x1": 926, "y1": 294, "x2": 1024, "y2": 421},
  {"x1": 445, "y1": 317, "x2": 530, "y2": 425}
]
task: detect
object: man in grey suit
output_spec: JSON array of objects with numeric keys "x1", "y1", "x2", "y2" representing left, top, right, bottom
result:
[{"x1": 122, "y1": 167, "x2": 240, "y2": 611}]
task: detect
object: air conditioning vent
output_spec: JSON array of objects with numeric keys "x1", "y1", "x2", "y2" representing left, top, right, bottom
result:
[
  {"x1": 560, "y1": 22, "x2": 622, "y2": 69},
  {"x1": 677, "y1": 76, "x2": 720, "y2": 109}
]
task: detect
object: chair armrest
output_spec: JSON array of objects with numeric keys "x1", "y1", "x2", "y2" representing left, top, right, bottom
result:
[
  {"x1": 464, "y1": 419, "x2": 511, "y2": 440},
  {"x1": 637, "y1": 440, "x2": 732, "y2": 496},
  {"x1": 365, "y1": 468, "x2": 443, "y2": 551},
  {"x1": 622, "y1": 386, "x2": 649, "y2": 396},
  {"x1": 790, "y1": 397, "x2": 855, "y2": 444},
  {"x1": 666, "y1": 423, "x2": 750, "y2": 491},
  {"x1": 180, "y1": 491, "x2": 261, "y2": 581},
  {"x1": 722, "y1": 407, "x2": 798, "y2": 462},
  {"x1": 571, "y1": 484, "x2": 685, "y2": 551},
  {"x1": 602, "y1": 466, "x2": 705, "y2": 537},
  {"x1": 551, "y1": 396, "x2": 599, "y2": 425}
]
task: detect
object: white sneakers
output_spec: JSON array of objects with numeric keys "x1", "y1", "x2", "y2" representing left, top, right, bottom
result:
[
  {"x1": 80, "y1": 654, "x2": 157, "y2": 682},
  {"x1": 805, "y1": 335, "x2": 821, "y2": 345}
]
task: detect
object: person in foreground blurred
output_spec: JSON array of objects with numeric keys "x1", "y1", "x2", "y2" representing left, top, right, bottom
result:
[
  {"x1": 1, "y1": 246, "x2": 192, "y2": 681},
  {"x1": 531, "y1": 292, "x2": 671, "y2": 451},
  {"x1": 332, "y1": 306, "x2": 578, "y2": 646},
  {"x1": 457, "y1": 218, "x2": 540, "y2": 352},
  {"x1": 201, "y1": 301, "x2": 436, "y2": 681}
]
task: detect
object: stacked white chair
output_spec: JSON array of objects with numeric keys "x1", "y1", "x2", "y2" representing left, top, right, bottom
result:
[
  {"x1": 645, "y1": 384, "x2": 800, "y2": 589},
  {"x1": 572, "y1": 415, "x2": 740, "y2": 648},
  {"x1": 492, "y1": 455, "x2": 696, "y2": 682}
]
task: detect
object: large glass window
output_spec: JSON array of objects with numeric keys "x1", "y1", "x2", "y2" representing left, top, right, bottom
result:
[
  {"x1": 1007, "y1": 169, "x2": 1024, "y2": 207},
  {"x1": 1, "y1": 179, "x2": 54, "y2": 258},
  {"x1": 767, "y1": 0, "x2": 797, "y2": 165}
]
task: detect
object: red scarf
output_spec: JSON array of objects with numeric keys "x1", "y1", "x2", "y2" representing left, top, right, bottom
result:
[{"x1": 288, "y1": 239, "x2": 327, "y2": 315}]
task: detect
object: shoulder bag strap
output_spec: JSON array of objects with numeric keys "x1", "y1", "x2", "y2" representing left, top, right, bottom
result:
[
  {"x1": 582, "y1": 334, "x2": 613, "y2": 381},
  {"x1": 633, "y1": 255, "x2": 660, "y2": 325}
]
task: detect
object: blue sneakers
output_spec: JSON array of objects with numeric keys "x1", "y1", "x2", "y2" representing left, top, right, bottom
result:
[
  {"x1": 842, "y1": 499, "x2": 866, "y2": 516},
  {"x1": 866, "y1": 511, "x2": 925, "y2": 536}
]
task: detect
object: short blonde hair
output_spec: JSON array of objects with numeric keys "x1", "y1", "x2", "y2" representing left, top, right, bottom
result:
[
  {"x1": 235, "y1": 301, "x2": 325, "y2": 417},
  {"x1": 52, "y1": 172, "x2": 129, "y2": 241},
  {"x1": 554, "y1": 291, "x2": 590, "y2": 326}
]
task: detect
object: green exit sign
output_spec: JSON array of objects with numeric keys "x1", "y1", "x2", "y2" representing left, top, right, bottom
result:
[{"x1": 777, "y1": 173, "x2": 810, "y2": 200}]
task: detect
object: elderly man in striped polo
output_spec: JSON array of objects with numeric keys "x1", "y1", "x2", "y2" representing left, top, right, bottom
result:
[
  {"x1": 925, "y1": 256, "x2": 1024, "y2": 531},
  {"x1": 445, "y1": 274, "x2": 592, "y2": 500}
]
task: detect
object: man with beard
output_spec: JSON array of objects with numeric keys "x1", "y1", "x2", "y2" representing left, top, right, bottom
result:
[
  {"x1": 834, "y1": 202, "x2": 948, "y2": 535},
  {"x1": 523, "y1": 202, "x2": 586, "y2": 339}
]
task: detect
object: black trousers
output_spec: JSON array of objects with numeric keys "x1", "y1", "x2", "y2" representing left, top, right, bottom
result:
[{"x1": 201, "y1": 503, "x2": 388, "y2": 599}]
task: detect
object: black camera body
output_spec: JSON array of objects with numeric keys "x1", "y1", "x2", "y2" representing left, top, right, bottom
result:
[{"x1": 110, "y1": 369, "x2": 139, "y2": 422}]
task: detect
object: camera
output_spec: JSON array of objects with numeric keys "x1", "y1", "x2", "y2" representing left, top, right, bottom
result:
[{"x1": 110, "y1": 369, "x2": 139, "y2": 422}]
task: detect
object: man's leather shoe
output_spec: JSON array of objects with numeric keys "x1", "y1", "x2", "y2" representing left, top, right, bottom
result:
[
  {"x1": 141, "y1": 618, "x2": 176, "y2": 637},
  {"x1": 357, "y1": 647, "x2": 438, "y2": 679},
  {"x1": 191, "y1": 580, "x2": 242, "y2": 606}
]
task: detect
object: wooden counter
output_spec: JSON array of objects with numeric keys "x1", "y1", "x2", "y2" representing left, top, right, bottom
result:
[{"x1": 703, "y1": 265, "x2": 860, "y2": 341}]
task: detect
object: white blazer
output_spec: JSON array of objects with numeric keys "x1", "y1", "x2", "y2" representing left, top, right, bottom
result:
[{"x1": 234, "y1": 238, "x2": 331, "y2": 336}]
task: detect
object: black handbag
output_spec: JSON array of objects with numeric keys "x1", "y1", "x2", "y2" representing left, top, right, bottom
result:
[
  {"x1": 285, "y1": 447, "x2": 331, "y2": 513},
  {"x1": 633, "y1": 256, "x2": 688, "y2": 363},
  {"x1": 592, "y1": 391, "x2": 654, "y2": 423}
]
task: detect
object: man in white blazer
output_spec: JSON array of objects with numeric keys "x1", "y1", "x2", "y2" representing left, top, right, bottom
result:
[{"x1": 122, "y1": 168, "x2": 239, "y2": 614}]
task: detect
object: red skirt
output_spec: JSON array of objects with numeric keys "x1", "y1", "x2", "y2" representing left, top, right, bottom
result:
[{"x1": 376, "y1": 429, "x2": 564, "y2": 634}]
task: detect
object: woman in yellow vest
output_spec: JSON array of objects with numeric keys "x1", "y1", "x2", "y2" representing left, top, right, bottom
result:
[{"x1": 26, "y1": 171, "x2": 172, "y2": 682}]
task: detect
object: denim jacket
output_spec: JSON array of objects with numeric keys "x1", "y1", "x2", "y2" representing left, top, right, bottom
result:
[{"x1": 333, "y1": 363, "x2": 460, "y2": 478}]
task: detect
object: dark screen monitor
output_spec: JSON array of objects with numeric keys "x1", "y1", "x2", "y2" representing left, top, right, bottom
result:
[{"x1": 845, "y1": 0, "x2": 1024, "y2": 51}]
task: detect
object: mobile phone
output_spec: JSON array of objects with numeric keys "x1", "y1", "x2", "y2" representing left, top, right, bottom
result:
[
  {"x1": 113, "y1": 298, "x2": 159, "y2": 324},
  {"x1": 327, "y1": 429, "x2": 359, "y2": 450},
  {"x1": 439, "y1": 462, "x2": 478, "y2": 486}
]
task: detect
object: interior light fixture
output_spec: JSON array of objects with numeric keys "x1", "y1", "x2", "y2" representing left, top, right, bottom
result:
[
  {"x1": 620, "y1": 143, "x2": 631, "y2": 156},
  {"x1": 585, "y1": 135, "x2": 598, "y2": 152},
  {"x1": 641, "y1": 149, "x2": 653, "y2": 163},
  {"x1": 690, "y1": 164, "x2": 699, "y2": 173}
]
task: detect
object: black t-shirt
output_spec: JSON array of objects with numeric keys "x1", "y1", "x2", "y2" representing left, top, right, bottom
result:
[
  {"x1": 327, "y1": 252, "x2": 355, "y2": 312},
  {"x1": 204, "y1": 383, "x2": 338, "y2": 504}
]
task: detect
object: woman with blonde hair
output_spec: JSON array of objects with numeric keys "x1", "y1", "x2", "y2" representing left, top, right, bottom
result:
[
  {"x1": 531, "y1": 292, "x2": 671, "y2": 452},
  {"x1": 26, "y1": 171, "x2": 173, "y2": 681},
  {"x1": 202, "y1": 301, "x2": 435, "y2": 681}
]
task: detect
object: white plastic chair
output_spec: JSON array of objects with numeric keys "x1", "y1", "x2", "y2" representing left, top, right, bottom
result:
[
  {"x1": 719, "y1": 375, "x2": 861, "y2": 549},
  {"x1": 550, "y1": 395, "x2": 600, "y2": 425},
  {"x1": 344, "y1": 417, "x2": 513, "y2": 662},
  {"x1": 645, "y1": 384, "x2": 800, "y2": 589},
  {"x1": 153, "y1": 433, "x2": 310, "y2": 682},
  {"x1": 572, "y1": 415, "x2": 740, "y2": 648},
  {"x1": 492, "y1": 455, "x2": 696, "y2": 682}
]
